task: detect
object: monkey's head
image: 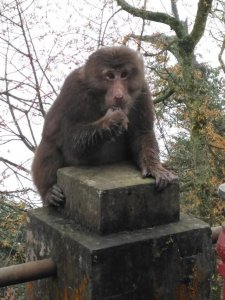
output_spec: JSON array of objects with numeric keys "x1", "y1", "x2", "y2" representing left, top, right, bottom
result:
[{"x1": 84, "y1": 46, "x2": 145, "y2": 112}]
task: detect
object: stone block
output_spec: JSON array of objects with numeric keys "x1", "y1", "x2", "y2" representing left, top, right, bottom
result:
[
  {"x1": 26, "y1": 208, "x2": 213, "y2": 300},
  {"x1": 57, "y1": 162, "x2": 179, "y2": 234}
]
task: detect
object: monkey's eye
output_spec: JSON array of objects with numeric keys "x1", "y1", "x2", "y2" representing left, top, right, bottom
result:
[
  {"x1": 121, "y1": 71, "x2": 128, "y2": 79},
  {"x1": 105, "y1": 72, "x2": 115, "y2": 80}
]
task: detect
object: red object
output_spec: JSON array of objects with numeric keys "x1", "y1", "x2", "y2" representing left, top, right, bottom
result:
[{"x1": 216, "y1": 226, "x2": 225, "y2": 300}]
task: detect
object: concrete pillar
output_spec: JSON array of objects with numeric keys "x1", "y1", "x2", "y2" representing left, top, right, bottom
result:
[{"x1": 26, "y1": 162, "x2": 212, "y2": 300}]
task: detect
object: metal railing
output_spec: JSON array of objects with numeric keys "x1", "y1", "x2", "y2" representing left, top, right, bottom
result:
[{"x1": 0, "y1": 258, "x2": 57, "y2": 287}]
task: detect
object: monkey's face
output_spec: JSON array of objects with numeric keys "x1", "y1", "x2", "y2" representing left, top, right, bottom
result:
[
  {"x1": 84, "y1": 47, "x2": 145, "y2": 114},
  {"x1": 102, "y1": 68, "x2": 135, "y2": 113}
]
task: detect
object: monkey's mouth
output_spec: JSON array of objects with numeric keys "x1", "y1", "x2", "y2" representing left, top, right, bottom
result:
[
  {"x1": 111, "y1": 105, "x2": 123, "y2": 110},
  {"x1": 110, "y1": 102, "x2": 127, "y2": 111}
]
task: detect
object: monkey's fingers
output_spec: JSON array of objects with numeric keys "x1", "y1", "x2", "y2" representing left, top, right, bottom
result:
[
  {"x1": 110, "y1": 123, "x2": 126, "y2": 137},
  {"x1": 141, "y1": 167, "x2": 148, "y2": 178},
  {"x1": 141, "y1": 169, "x2": 166, "y2": 191},
  {"x1": 107, "y1": 108, "x2": 129, "y2": 130},
  {"x1": 141, "y1": 167, "x2": 177, "y2": 191},
  {"x1": 48, "y1": 184, "x2": 65, "y2": 207},
  {"x1": 155, "y1": 176, "x2": 168, "y2": 191},
  {"x1": 155, "y1": 171, "x2": 178, "y2": 191}
]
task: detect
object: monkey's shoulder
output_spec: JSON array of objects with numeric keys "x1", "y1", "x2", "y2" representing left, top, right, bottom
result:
[
  {"x1": 64, "y1": 66, "x2": 84, "y2": 84},
  {"x1": 59, "y1": 67, "x2": 82, "y2": 91}
]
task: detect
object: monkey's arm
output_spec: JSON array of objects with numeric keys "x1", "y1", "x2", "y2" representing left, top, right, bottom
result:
[
  {"x1": 130, "y1": 131, "x2": 176, "y2": 190},
  {"x1": 63, "y1": 108, "x2": 128, "y2": 161},
  {"x1": 128, "y1": 88, "x2": 177, "y2": 190}
]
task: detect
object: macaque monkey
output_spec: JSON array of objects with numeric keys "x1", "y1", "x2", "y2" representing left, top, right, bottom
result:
[{"x1": 32, "y1": 46, "x2": 176, "y2": 206}]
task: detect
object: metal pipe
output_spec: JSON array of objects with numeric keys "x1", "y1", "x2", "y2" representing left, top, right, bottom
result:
[{"x1": 0, "y1": 258, "x2": 57, "y2": 287}]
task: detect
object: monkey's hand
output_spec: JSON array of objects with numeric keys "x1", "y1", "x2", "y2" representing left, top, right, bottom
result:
[
  {"x1": 102, "y1": 108, "x2": 129, "y2": 137},
  {"x1": 141, "y1": 164, "x2": 178, "y2": 191},
  {"x1": 45, "y1": 184, "x2": 65, "y2": 207}
]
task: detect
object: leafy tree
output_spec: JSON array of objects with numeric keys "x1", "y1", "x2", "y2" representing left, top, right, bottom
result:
[{"x1": 116, "y1": 0, "x2": 225, "y2": 225}]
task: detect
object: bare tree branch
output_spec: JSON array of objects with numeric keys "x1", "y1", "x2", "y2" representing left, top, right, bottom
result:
[
  {"x1": 171, "y1": 0, "x2": 179, "y2": 20},
  {"x1": 116, "y1": 0, "x2": 186, "y2": 38},
  {"x1": 153, "y1": 88, "x2": 175, "y2": 104},
  {"x1": 190, "y1": 0, "x2": 213, "y2": 48},
  {"x1": 100, "y1": 8, "x2": 122, "y2": 46},
  {"x1": 15, "y1": 0, "x2": 46, "y2": 117},
  {"x1": 0, "y1": 157, "x2": 30, "y2": 173},
  {"x1": 4, "y1": 44, "x2": 35, "y2": 152},
  {"x1": 128, "y1": 33, "x2": 178, "y2": 58},
  {"x1": 219, "y1": 36, "x2": 225, "y2": 73}
]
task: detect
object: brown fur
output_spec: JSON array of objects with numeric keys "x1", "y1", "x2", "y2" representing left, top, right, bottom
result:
[{"x1": 32, "y1": 46, "x2": 176, "y2": 206}]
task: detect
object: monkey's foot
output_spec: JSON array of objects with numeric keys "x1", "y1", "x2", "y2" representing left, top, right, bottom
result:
[
  {"x1": 141, "y1": 165, "x2": 178, "y2": 191},
  {"x1": 46, "y1": 184, "x2": 65, "y2": 207}
]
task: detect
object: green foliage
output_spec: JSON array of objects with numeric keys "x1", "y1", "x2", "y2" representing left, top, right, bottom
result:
[
  {"x1": 164, "y1": 68, "x2": 225, "y2": 226},
  {"x1": 210, "y1": 252, "x2": 223, "y2": 300},
  {"x1": 0, "y1": 199, "x2": 26, "y2": 265},
  {"x1": 0, "y1": 199, "x2": 26, "y2": 299}
]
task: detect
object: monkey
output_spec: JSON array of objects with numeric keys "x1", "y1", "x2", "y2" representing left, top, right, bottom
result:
[{"x1": 32, "y1": 46, "x2": 177, "y2": 206}]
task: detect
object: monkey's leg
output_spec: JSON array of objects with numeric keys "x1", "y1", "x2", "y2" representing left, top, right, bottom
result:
[{"x1": 32, "y1": 141, "x2": 65, "y2": 206}]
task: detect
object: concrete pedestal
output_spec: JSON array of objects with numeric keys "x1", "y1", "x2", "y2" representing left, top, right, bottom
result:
[
  {"x1": 26, "y1": 162, "x2": 212, "y2": 300},
  {"x1": 57, "y1": 163, "x2": 179, "y2": 234}
]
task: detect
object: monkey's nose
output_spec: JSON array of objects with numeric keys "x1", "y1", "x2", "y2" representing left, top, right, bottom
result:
[{"x1": 115, "y1": 95, "x2": 124, "y2": 106}]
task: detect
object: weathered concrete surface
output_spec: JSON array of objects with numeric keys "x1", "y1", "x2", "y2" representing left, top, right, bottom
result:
[
  {"x1": 57, "y1": 162, "x2": 179, "y2": 234},
  {"x1": 26, "y1": 208, "x2": 212, "y2": 300}
]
